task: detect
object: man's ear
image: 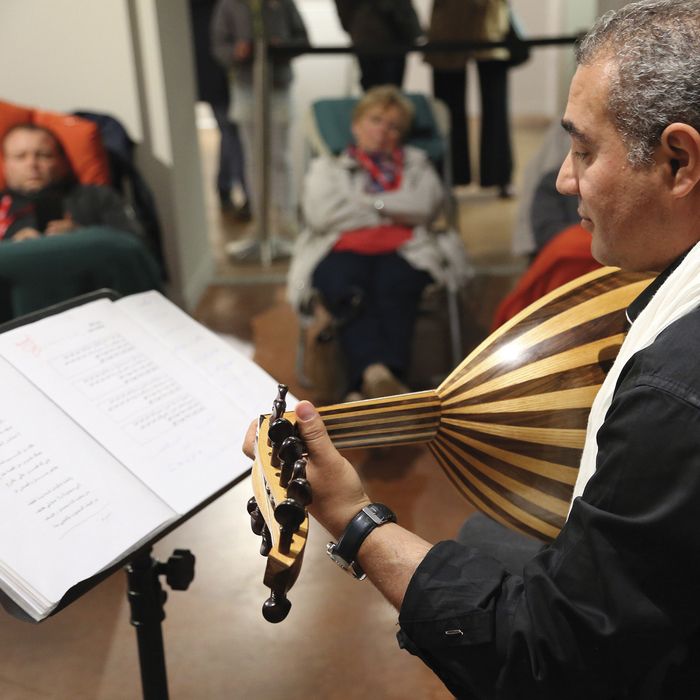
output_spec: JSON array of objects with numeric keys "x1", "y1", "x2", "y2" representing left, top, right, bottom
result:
[{"x1": 659, "y1": 123, "x2": 700, "y2": 197}]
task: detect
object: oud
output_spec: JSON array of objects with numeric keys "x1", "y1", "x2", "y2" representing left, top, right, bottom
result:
[{"x1": 247, "y1": 266, "x2": 654, "y2": 621}]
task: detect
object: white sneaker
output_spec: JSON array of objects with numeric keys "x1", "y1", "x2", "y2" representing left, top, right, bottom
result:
[{"x1": 361, "y1": 363, "x2": 409, "y2": 399}]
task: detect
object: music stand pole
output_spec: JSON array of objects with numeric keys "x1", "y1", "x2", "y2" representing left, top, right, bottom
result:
[{"x1": 126, "y1": 547, "x2": 196, "y2": 700}]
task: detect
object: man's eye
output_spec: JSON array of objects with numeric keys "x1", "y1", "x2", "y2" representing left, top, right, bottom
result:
[{"x1": 573, "y1": 151, "x2": 589, "y2": 161}]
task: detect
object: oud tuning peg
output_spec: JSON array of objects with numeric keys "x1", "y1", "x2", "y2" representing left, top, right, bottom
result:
[
  {"x1": 287, "y1": 477, "x2": 312, "y2": 507},
  {"x1": 268, "y1": 417, "x2": 295, "y2": 448},
  {"x1": 262, "y1": 589, "x2": 292, "y2": 623},
  {"x1": 275, "y1": 498, "x2": 306, "y2": 553},
  {"x1": 246, "y1": 496, "x2": 266, "y2": 536},
  {"x1": 278, "y1": 436, "x2": 304, "y2": 487},
  {"x1": 270, "y1": 384, "x2": 289, "y2": 422},
  {"x1": 278, "y1": 436, "x2": 304, "y2": 464},
  {"x1": 291, "y1": 457, "x2": 307, "y2": 481},
  {"x1": 260, "y1": 525, "x2": 272, "y2": 557},
  {"x1": 246, "y1": 496, "x2": 258, "y2": 515}
]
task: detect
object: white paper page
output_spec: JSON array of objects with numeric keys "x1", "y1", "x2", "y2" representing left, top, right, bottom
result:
[
  {"x1": 0, "y1": 357, "x2": 174, "y2": 617},
  {"x1": 0, "y1": 299, "x2": 250, "y2": 514},
  {"x1": 115, "y1": 291, "x2": 295, "y2": 416}
]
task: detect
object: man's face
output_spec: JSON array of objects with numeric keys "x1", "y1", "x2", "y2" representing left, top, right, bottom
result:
[
  {"x1": 556, "y1": 60, "x2": 671, "y2": 272},
  {"x1": 2, "y1": 128, "x2": 68, "y2": 193}
]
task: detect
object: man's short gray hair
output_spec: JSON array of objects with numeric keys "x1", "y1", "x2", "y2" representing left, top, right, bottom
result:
[{"x1": 577, "y1": 0, "x2": 700, "y2": 166}]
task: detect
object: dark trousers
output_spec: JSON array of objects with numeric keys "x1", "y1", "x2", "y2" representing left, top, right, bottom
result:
[
  {"x1": 432, "y1": 61, "x2": 513, "y2": 187},
  {"x1": 357, "y1": 54, "x2": 407, "y2": 91},
  {"x1": 210, "y1": 103, "x2": 248, "y2": 200},
  {"x1": 312, "y1": 251, "x2": 432, "y2": 390}
]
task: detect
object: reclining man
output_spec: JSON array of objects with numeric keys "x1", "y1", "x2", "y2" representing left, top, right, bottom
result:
[
  {"x1": 0, "y1": 123, "x2": 142, "y2": 242},
  {"x1": 246, "y1": 1, "x2": 700, "y2": 696}
]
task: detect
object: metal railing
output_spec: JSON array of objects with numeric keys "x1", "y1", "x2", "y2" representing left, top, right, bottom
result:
[{"x1": 233, "y1": 33, "x2": 580, "y2": 266}]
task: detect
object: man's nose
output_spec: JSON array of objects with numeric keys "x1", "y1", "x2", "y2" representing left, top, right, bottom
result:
[{"x1": 556, "y1": 151, "x2": 578, "y2": 196}]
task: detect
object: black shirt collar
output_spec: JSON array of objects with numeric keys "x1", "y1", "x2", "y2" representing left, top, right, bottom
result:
[{"x1": 626, "y1": 251, "x2": 690, "y2": 324}]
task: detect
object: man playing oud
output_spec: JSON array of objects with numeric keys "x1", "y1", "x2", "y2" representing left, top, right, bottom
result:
[{"x1": 246, "y1": 1, "x2": 700, "y2": 696}]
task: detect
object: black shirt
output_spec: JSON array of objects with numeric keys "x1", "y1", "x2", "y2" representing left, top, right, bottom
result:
[{"x1": 398, "y1": 259, "x2": 700, "y2": 698}]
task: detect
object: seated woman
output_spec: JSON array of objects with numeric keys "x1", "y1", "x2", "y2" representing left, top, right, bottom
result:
[{"x1": 287, "y1": 86, "x2": 450, "y2": 400}]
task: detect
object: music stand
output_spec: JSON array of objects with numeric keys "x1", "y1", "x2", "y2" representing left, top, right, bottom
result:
[{"x1": 0, "y1": 290, "x2": 252, "y2": 700}]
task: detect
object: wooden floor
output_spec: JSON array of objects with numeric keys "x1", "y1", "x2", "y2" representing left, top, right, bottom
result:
[{"x1": 0, "y1": 121, "x2": 549, "y2": 699}]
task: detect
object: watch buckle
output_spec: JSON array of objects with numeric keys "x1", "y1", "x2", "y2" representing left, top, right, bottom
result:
[{"x1": 326, "y1": 542, "x2": 366, "y2": 580}]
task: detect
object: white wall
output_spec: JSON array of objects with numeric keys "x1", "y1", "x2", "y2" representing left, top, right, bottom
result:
[
  {"x1": 0, "y1": 0, "x2": 211, "y2": 310},
  {"x1": 0, "y1": 0, "x2": 143, "y2": 138}
]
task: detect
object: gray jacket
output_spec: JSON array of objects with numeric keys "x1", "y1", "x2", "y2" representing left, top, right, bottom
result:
[
  {"x1": 210, "y1": 0, "x2": 309, "y2": 88},
  {"x1": 287, "y1": 145, "x2": 469, "y2": 309}
]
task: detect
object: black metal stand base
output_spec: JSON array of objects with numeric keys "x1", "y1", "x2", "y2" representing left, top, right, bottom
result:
[{"x1": 126, "y1": 547, "x2": 195, "y2": 700}]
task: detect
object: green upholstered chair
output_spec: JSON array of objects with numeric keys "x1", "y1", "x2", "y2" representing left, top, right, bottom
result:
[{"x1": 0, "y1": 227, "x2": 162, "y2": 323}]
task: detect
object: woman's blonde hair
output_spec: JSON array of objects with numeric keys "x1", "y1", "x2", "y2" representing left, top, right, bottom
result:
[{"x1": 352, "y1": 85, "x2": 415, "y2": 137}]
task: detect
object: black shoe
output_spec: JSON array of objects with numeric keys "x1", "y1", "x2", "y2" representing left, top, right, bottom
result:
[
  {"x1": 219, "y1": 191, "x2": 235, "y2": 212},
  {"x1": 234, "y1": 201, "x2": 252, "y2": 222}
]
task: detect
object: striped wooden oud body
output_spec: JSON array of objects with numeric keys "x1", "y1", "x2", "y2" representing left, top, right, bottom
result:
[
  {"x1": 249, "y1": 267, "x2": 653, "y2": 620},
  {"x1": 316, "y1": 266, "x2": 654, "y2": 541}
]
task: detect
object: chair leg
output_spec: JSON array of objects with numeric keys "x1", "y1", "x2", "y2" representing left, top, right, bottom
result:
[
  {"x1": 295, "y1": 321, "x2": 314, "y2": 388},
  {"x1": 446, "y1": 284, "x2": 463, "y2": 368}
]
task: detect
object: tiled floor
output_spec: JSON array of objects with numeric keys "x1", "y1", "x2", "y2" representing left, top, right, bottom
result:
[{"x1": 0, "y1": 119, "x2": 550, "y2": 699}]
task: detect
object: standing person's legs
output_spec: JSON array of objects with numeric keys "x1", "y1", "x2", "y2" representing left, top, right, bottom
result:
[
  {"x1": 357, "y1": 55, "x2": 407, "y2": 91},
  {"x1": 269, "y1": 88, "x2": 295, "y2": 234},
  {"x1": 211, "y1": 102, "x2": 250, "y2": 211},
  {"x1": 476, "y1": 60, "x2": 513, "y2": 191},
  {"x1": 230, "y1": 81, "x2": 258, "y2": 217},
  {"x1": 432, "y1": 68, "x2": 471, "y2": 185}
]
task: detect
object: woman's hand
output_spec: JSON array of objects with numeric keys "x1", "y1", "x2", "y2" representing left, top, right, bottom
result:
[{"x1": 12, "y1": 227, "x2": 41, "y2": 242}]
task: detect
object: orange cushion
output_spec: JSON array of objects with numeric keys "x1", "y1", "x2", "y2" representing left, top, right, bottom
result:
[
  {"x1": 491, "y1": 224, "x2": 602, "y2": 330},
  {"x1": 0, "y1": 100, "x2": 110, "y2": 190}
]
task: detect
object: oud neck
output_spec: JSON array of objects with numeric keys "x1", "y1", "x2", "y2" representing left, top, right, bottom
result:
[{"x1": 317, "y1": 390, "x2": 441, "y2": 450}]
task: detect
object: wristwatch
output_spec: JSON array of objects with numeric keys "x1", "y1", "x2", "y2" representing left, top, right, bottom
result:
[{"x1": 326, "y1": 503, "x2": 397, "y2": 580}]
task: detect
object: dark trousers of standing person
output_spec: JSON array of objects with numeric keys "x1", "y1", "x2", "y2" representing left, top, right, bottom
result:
[
  {"x1": 210, "y1": 103, "x2": 249, "y2": 206},
  {"x1": 312, "y1": 250, "x2": 432, "y2": 391},
  {"x1": 432, "y1": 60, "x2": 513, "y2": 188},
  {"x1": 357, "y1": 54, "x2": 407, "y2": 91}
]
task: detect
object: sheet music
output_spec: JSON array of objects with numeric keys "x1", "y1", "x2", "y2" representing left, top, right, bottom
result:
[
  {"x1": 116, "y1": 291, "x2": 294, "y2": 414},
  {"x1": 0, "y1": 356, "x2": 173, "y2": 612},
  {"x1": 0, "y1": 298, "x2": 258, "y2": 514}
]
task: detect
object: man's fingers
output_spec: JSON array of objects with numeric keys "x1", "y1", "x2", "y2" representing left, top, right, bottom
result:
[
  {"x1": 295, "y1": 400, "x2": 337, "y2": 460},
  {"x1": 242, "y1": 419, "x2": 257, "y2": 459}
]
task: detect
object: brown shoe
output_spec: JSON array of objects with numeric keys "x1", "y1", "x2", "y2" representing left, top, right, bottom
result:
[{"x1": 361, "y1": 363, "x2": 409, "y2": 399}]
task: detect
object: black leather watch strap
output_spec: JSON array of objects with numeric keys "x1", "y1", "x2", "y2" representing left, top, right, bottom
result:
[{"x1": 326, "y1": 503, "x2": 397, "y2": 580}]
